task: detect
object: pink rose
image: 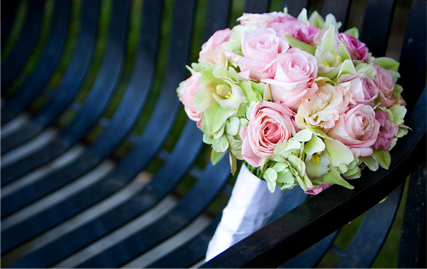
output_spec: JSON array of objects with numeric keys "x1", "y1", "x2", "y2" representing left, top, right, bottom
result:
[
  {"x1": 327, "y1": 104, "x2": 380, "y2": 157},
  {"x1": 372, "y1": 64, "x2": 397, "y2": 107},
  {"x1": 240, "y1": 101, "x2": 297, "y2": 167},
  {"x1": 238, "y1": 12, "x2": 285, "y2": 28},
  {"x1": 337, "y1": 33, "x2": 368, "y2": 62},
  {"x1": 304, "y1": 183, "x2": 332, "y2": 195},
  {"x1": 267, "y1": 15, "x2": 319, "y2": 43},
  {"x1": 199, "y1": 29, "x2": 232, "y2": 65},
  {"x1": 180, "y1": 72, "x2": 202, "y2": 122},
  {"x1": 262, "y1": 48, "x2": 318, "y2": 111},
  {"x1": 339, "y1": 73, "x2": 379, "y2": 107},
  {"x1": 296, "y1": 84, "x2": 350, "y2": 130},
  {"x1": 225, "y1": 28, "x2": 289, "y2": 80},
  {"x1": 373, "y1": 110, "x2": 399, "y2": 150}
]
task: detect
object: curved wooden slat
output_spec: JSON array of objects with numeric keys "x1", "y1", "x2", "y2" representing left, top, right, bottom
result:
[
  {"x1": 1, "y1": 0, "x2": 20, "y2": 47},
  {"x1": 1, "y1": 0, "x2": 100, "y2": 154},
  {"x1": 1, "y1": 0, "x2": 72, "y2": 124},
  {"x1": 321, "y1": 0, "x2": 351, "y2": 29},
  {"x1": 0, "y1": 0, "x2": 130, "y2": 186},
  {"x1": 336, "y1": 184, "x2": 403, "y2": 267},
  {"x1": 398, "y1": 158, "x2": 426, "y2": 268},
  {"x1": 76, "y1": 159, "x2": 230, "y2": 268},
  {"x1": 397, "y1": 0, "x2": 426, "y2": 112},
  {"x1": 282, "y1": 0, "x2": 310, "y2": 17},
  {"x1": 244, "y1": 0, "x2": 271, "y2": 14},
  {"x1": 1, "y1": 0, "x2": 44, "y2": 90},
  {"x1": 360, "y1": 0, "x2": 397, "y2": 57}
]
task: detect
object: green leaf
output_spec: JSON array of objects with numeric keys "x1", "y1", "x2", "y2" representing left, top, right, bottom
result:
[
  {"x1": 263, "y1": 168, "x2": 278, "y2": 182},
  {"x1": 393, "y1": 84, "x2": 403, "y2": 95},
  {"x1": 324, "y1": 14, "x2": 342, "y2": 31},
  {"x1": 389, "y1": 105, "x2": 406, "y2": 125},
  {"x1": 373, "y1": 57, "x2": 400, "y2": 71},
  {"x1": 225, "y1": 117, "x2": 240, "y2": 136},
  {"x1": 322, "y1": 165, "x2": 354, "y2": 189},
  {"x1": 293, "y1": 128, "x2": 313, "y2": 142},
  {"x1": 203, "y1": 102, "x2": 235, "y2": 134},
  {"x1": 360, "y1": 156, "x2": 379, "y2": 171},
  {"x1": 372, "y1": 149, "x2": 391, "y2": 170},
  {"x1": 284, "y1": 35, "x2": 315, "y2": 55},
  {"x1": 297, "y1": 8, "x2": 309, "y2": 24},
  {"x1": 337, "y1": 59, "x2": 357, "y2": 79},
  {"x1": 211, "y1": 149, "x2": 226, "y2": 165},
  {"x1": 304, "y1": 135, "x2": 325, "y2": 156},
  {"x1": 355, "y1": 63, "x2": 377, "y2": 79},
  {"x1": 212, "y1": 136, "x2": 229, "y2": 152},
  {"x1": 344, "y1": 27, "x2": 359, "y2": 38},
  {"x1": 229, "y1": 154, "x2": 237, "y2": 176},
  {"x1": 324, "y1": 138, "x2": 354, "y2": 166},
  {"x1": 309, "y1": 11, "x2": 324, "y2": 29}
]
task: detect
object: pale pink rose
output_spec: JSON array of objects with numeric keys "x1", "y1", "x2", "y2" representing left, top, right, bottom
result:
[
  {"x1": 240, "y1": 101, "x2": 297, "y2": 167},
  {"x1": 199, "y1": 29, "x2": 232, "y2": 65},
  {"x1": 373, "y1": 110, "x2": 399, "y2": 150},
  {"x1": 180, "y1": 72, "x2": 202, "y2": 122},
  {"x1": 304, "y1": 183, "x2": 332, "y2": 195},
  {"x1": 295, "y1": 84, "x2": 350, "y2": 130},
  {"x1": 262, "y1": 48, "x2": 318, "y2": 111},
  {"x1": 372, "y1": 64, "x2": 397, "y2": 107},
  {"x1": 267, "y1": 15, "x2": 319, "y2": 43},
  {"x1": 225, "y1": 28, "x2": 289, "y2": 80},
  {"x1": 327, "y1": 104, "x2": 380, "y2": 157},
  {"x1": 238, "y1": 12, "x2": 286, "y2": 28},
  {"x1": 337, "y1": 33, "x2": 368, "y2": 62},
  {"x1": 339, "y1": 73, "x2": 379, "y2": 107}
]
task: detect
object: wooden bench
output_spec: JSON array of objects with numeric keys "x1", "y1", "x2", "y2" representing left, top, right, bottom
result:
[{"x1": 1, "y1": 0, "x2": 425, "y2": 267}]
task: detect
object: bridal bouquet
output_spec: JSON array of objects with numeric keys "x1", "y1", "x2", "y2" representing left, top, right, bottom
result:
[{"x1": 176, "y1": 8, "x2": 408, "y2": 260}]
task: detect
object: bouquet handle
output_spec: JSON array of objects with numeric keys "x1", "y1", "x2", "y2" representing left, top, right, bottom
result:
[{"x1": 206, "y1": 164, "x2": 284, "y2": 261}]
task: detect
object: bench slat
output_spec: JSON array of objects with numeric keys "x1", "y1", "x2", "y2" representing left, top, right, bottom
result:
[
  {"x1": 244, "y1": 0, "x2": 271, "y2": 14},
  {"x1": 360, "y1": 0, "x2": 397, "y2": 57},
  {"x1": 282, "y1": 0, "x2": 310, "y2": 17},
  {"x1": 1, "y1": 0, "x2": 100, "y2": 154},
  {"x1": 321, "y1": 0, "x2": 351, "y2": 29},
  {"x1": 1, "y1": 0, "x2": 44, "y2": 89},
  {"x1": 77, "y1": 158, "x2": 230, "y2": 268},
  {"x1": 397, "y1": 0, "x2": 426, "y2": 112},
  {"x1": 1, "y1": 0, "x2": 20, "y2": 47},
  {"x1": 0, "y1": 0, "x2": 130, "y2": 185},
  {"x1": 1, "y1": 0, "x2": 71, "y2": 124}
]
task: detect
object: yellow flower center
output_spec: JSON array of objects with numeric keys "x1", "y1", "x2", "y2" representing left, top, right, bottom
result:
[
  {"x1": 216, "y1": 85, "x2": 232, "y2": 98},
  {"x1": 312, "y1": 153, "x2": 321, "y2": 164},
  {"x1": 324, "y1": 61, "x2": 330, "y2": 67},
  {"x1": 225, "y1": 91, "x2": 232, "y2": 99}
]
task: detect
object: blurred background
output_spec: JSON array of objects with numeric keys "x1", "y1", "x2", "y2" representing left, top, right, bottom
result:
[{"x1": 1, "y1": 0, "x2": 413, "y2": 267}]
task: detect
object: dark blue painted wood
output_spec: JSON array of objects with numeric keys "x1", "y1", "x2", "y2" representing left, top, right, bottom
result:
[
  {"x1": 1, "y1": 0, "x2": 20, "y2": 47},
  {"x1": 244, "y1": 0, "x2": 271, "y2": 13},
  {"x1": 1, "y1": 120, "x2": 201, "y2": 255},
  {"x1": 396, "y1": 0, "x2": 426, "y2": 113},
  {"x1": 202, "y1": 86, "x2": 426, "y2": 268},
  {"x1": 1, "y1": 0, "x2": 100, "y2": 155},
  {"x1": 321, "y1": 0, "x2": 351, "y2": 29},
  {"x1": 146, "y1": 214, "x2": 222, "y2": 268},
  {"x1": 76, "y1": 158, "x2": 230, "y2": 268},
  {"x1": 1, "y1": 0, "x2": 71, "y2": 124},
  {"x1": 398, "y1": 158, "x2": 426, "y2": 268},
  {"x1": 1, "y1": 0, "x2": 44, "y2": 90},
  {"x1": 336, "y1": 184, "x2": 403, "y2": 268},
  {"x1": 360, "y1": 0, "x2": 397, "y2": 57},
  {"x1": 1, "y1": 0, "x2": 44, "y2": 91},
  {"x1": 282, "y1": 0, "x2": 310, "y2": 17},
  {"x1": 0, "y1": 0, "x2": 130, "y2": 186},
  {"x1": 0, "y1": 0, "x2": 162, "y2": 219}
]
